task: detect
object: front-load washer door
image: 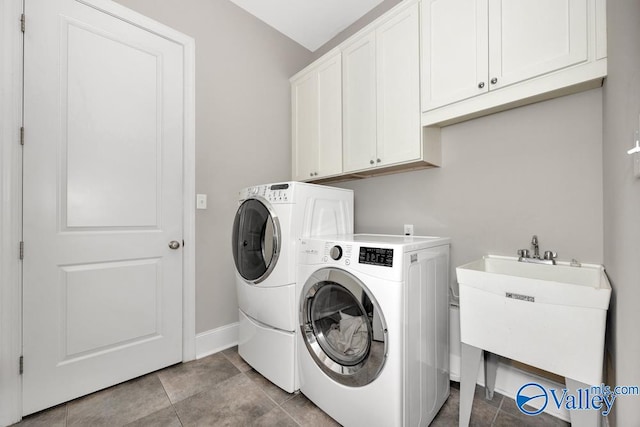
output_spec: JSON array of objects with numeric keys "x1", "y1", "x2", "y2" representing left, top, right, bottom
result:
[
  {"x1": 299, "y1": 267, "x2": 387, "y2": 387},
  {"x1": 232, "y1": 197, "x2": 281, "y2": 284}
]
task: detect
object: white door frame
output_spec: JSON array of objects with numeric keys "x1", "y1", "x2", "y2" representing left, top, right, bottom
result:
[{"x1": 0, "y1": 0, "x2": 196, "y2": 424}]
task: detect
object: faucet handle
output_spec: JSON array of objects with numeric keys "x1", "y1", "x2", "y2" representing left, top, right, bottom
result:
[
  {"x1": 518, "y1": 249, "x2": 530, "y2": 258},
  {"x1": 543, "y1": 250, "x2": 557, "y2": 260}
]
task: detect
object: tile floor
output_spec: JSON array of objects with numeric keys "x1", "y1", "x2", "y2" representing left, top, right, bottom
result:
[{"x1": 13, "y1": 347, "x2": 569, "y2": 427}]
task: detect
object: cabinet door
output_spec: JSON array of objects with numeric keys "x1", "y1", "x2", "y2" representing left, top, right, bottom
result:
[
  {"x1": 488, "y1": 0, "x2": 588, "y2": 89},
  {"x1": 316, "y1": 54, "x2": 343, "y2": 178},
  {"x1": 377, "y1": 3, "x2": 421, "y2": 166},
  {"x1": 343, "y1": 32, "x2": 377, "y2": 173},
  {"x1": 422, "y1": 0, "x2": 489, "y2": 111},
  {"x1": 291, "y1": 72, "x2": 318, "y2": 181}
]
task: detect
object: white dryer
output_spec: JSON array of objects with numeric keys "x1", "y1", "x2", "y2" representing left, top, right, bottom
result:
[
  {"x1": 232, "y1": 182, "x2": 353, "y2": 393},
  {"x1": 297, "y1": 235, "x2": 450, "y2": 426}
]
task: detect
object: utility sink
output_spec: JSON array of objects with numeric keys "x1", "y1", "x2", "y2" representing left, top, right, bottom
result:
[{"x1": 457, "y1": 255, "x2": 611, "y2": 385}]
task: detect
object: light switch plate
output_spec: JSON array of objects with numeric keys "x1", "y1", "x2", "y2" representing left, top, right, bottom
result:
[{"x1": 196, "y1": 194, "x2": 207, "y2": 210}]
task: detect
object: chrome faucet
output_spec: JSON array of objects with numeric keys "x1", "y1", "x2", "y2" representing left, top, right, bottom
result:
[
  {"x1": 531, "y1": 235, "x2": 539, "y2": 258},
  {"x1": 518, "y1": 235, "x2": 557, "y2": 265}
]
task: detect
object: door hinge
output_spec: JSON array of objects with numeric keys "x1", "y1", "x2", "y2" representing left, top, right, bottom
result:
[
  {"x1": 20, "y1": 14, "x2": 25, "y2": 33},
  {"x1": 19, "y1": 356, "x2": 23, "y2": 375},
  {"x1": 20, "y1": 126, "x2": 24, "y2": 145},
  {"x1": 19, "y1": 241, "x2": 24, "y2": 260}
]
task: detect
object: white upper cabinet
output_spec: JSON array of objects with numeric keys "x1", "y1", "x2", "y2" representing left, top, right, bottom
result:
[
  {"x1": 422, "y1": 0, "x2": 606, "y2": 126},
  {"x1": 376, "y1": 5, "x2": 421, "y2": 167},
  {"x1": 343, "y1": 33, "x2": 377, "y2": 172},
  {"x1": 291, "y1": 71, "x2": 317, "y2": 181},
  {"x1": 291, "y1": 51, "x2": 342, "y2": 181},
  {"x1": 488, "y1": 0, "x2": 587, "y2": 89},
  {"x1": 343, "y1": 2, "x2": 425, "y2": 173},
  {"x1": 422, "y1": 0, "x2": 489, "y2": 110}
]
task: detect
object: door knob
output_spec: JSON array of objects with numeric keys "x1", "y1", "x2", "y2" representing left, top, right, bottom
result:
[{"x1": 168, "y1": 240, "x2": 181, "y2": 250}]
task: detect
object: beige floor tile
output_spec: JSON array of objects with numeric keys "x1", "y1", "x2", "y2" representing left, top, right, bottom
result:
[
  {"x1": 157, "y1": 352, "x2": 241, "y2": 403},
  {"x1": 12, "y1": 348, "x2": 573, "y2": 427},
  {"x1": 66, "y1": 373, "x2": 171, "y2": 427},
  {"x1": 222, "y1": 346, "x2": 252, "y2": 373},
  {"x1": 281, "y1": 393, "x2": 340, "y2": 427},
  {"x1": 245, "y1": 369, "x2": 296, "y2": 405},
  {"x1": 124, "y1": 406, "x2": 181, "y2": 427},
  {"x1": 251, "y1": 407, "x2": 300, "y2": 427},
  {"x1": 174, "y1": 373, "x2": 276, "y2": 426}
]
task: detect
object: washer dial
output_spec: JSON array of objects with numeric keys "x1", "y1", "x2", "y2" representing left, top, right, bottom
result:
[{"x1": 329, "y1": 245, "x2": 343, "y2": 261}]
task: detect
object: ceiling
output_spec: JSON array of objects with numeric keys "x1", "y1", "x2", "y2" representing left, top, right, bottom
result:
[{"x1": 227, "y1": 0, "x2": 385, "y2": 52}]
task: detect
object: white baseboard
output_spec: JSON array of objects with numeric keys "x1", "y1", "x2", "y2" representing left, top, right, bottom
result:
[{"x1": 195, "y1": 322, "x2": 239, "y2": 359}]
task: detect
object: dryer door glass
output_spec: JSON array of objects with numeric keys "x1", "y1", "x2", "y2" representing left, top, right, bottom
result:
[
  {"x1": 310, "y1": 283, "x2": 371, "y2": 366},
  {"x1": 300, "y1": 268, "x2": 387, "y2": 387},
  {"x1": 232, "y1": 198, "x2": 280, "y2": 283}
]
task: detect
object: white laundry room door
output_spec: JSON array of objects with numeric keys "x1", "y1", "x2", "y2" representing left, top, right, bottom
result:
[{"x1": 22, "y1": 0, "x2": 185, "y2": 415}]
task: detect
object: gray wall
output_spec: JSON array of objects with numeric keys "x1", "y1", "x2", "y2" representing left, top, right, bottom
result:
[
  {"x1": 114, "y1": 0, "x2": 312, "y2": 333},
  {"x1": 603, "y1": 0, "x2": 640, "y2": 424},
  {"x1": 332, "y1": 89, "x2": 604, "y2": 295}
]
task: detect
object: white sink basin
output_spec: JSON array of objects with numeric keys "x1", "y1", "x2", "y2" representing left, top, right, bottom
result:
[{"x1": 457, "y1": 255, "x2": 611, "y2": 385}]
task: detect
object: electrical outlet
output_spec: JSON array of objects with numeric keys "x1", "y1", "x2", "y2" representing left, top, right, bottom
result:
[{"x1": 404, "y1": 224, "x2": 414, "y2": 236}]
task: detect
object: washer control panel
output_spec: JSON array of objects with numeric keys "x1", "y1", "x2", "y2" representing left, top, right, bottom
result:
[
  {"x1": 321, "y1": 242, "x2": 353, "y2": 265},
  {"x1": 299, "y1": 240, "x2": 398, "y2": 274}
]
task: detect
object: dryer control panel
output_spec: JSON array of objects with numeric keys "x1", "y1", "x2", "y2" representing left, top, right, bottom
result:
[{"x1": 239, "y1": 183, "x2": 294, "y2": 204}]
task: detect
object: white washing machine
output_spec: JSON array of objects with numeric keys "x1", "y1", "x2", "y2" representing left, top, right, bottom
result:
[
  {"x1": 297, "y1": 235, "x2": 450, "y2": 426},
  {"x1": 232, "y1": 182, "x2": 353, "y2": 392}
]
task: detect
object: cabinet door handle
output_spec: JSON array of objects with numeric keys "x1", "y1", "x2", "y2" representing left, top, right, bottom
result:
[
  {"x1": 370, "y1": 160, "x2": 374, "y2": 165},
  {"x1": 490, "y1": 77, "x2": 498, "y2": 85},
  {"x1": 376, "y1": 158, "x2": 381, "y2": 163},
  {"x1": 478, "y1": 82, "x2": 485, "y2": 89},
  {"x1": 309, "y1": 173, "x2": 313, "y2": 177}
]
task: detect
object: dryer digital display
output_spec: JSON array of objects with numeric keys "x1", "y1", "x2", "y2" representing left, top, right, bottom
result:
[
  {"x1": 270, "y1": 183, "x2": 289, "y2": 190},
  {"x1": 359, "y1": 247, "x2": 393, "y2": 267}
]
